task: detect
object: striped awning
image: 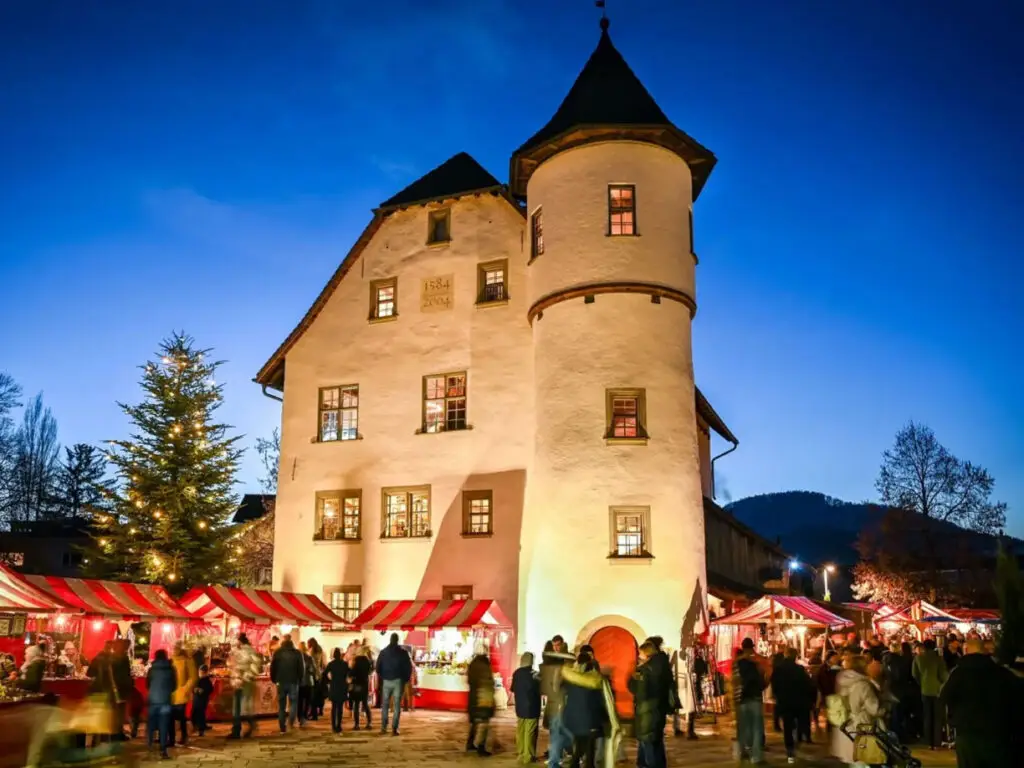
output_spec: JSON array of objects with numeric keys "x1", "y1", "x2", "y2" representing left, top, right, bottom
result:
[
  {"x1": 178, "y1": 585, "x2": 346, "y2": 626},
  {"x1": 18, "y1": 574, "x2": 194, "y2": 620},
  {"x1": 351, "y1": 599, "x2": 511, "y2": 630},
  {"x1": 0, "y1": 564, "x2": 62, "y2": 614},
  {"x1": 711, "y1": 595, "x2": 852, "y2": 630}
]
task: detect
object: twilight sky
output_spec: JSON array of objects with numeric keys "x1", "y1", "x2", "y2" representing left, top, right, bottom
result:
[{"x1": 1, "y1": 1, "x2": 1022, "y2": 533}]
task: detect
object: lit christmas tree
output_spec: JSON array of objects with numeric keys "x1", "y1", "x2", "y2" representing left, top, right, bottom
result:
[{"x1": 89, "y1": 333, "x2": 243, "y2": 589}]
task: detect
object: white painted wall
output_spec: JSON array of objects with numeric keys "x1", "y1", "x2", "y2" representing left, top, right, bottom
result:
[{"x1": 519, "y1": 142, "x2": 706, "y2": 651}]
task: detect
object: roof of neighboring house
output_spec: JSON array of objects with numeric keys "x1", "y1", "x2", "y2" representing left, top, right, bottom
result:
[
  {"x1": 704, "y1": 496, "x2": 789, "y2": 560},
  {"x1": 695, "y1": 387, "x2": 738, "y2": 444},
  {"x1": 509, "y1": 21, "x2": 715, "y2": 198},
  {"x1": 233, "y1": 494, "x2": 275, "y2": 524},
  {"x1": 377, "y1": 152, "x2": 505, "y2": 210}
]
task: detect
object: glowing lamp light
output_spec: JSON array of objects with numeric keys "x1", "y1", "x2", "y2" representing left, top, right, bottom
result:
[
  {"x1": 784, "y1": 629, "x2": 795, "y2": 640},
  {"x1": 825, "y1": 564, "x2": 836, "y2": 574},
  {"x1": 92, "y1": 620, "x2": 103, "y2": 631},
  {"x1": 789, "y1": 560, "x2": 801, "y2": 571},
  {"x1": 162, "y1": 623, "x2": 172, "y2": 634},
  {"x1": 198, "y1": 521, "x2": 207, "y2": 530},
  {"x1": 956, "y1": 622, "x2": 971, "y2": 634},
  {"x1": 99, "y1": 538, "x2": 108, "y2": 547},
  {"x1": 168, "y1": 573, "x2": 177, "y2": 582},
  {"x1": 796, "y1": 626, "x2": 807, "y2": 635},
  {"x1": 279, "y1": 624, "x2": 294, "y2": 635},
  {"x1": 135, "y1": 500, "x2": 144, "y2": 509},
  {"x1": 56, "y1": 615, "x2": 67, "y2": 627}
]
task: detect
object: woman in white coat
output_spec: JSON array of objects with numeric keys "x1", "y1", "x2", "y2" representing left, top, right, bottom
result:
[{"x1": 830, "y1": 654, "x2": 881, "y2": 765}]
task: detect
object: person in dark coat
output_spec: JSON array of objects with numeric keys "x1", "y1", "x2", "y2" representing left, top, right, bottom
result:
[
  {"x1": 770, "y1": 647, "x2": 813, "y2": 762},
  {"x1": 940, "y1": 637, "x2": 1021, "y2": 768},
  {"x1": 270, "y1": 637, "x2": 304, "y2": 732},
  {"x1": 467, "y1": 652, "x2": 496, "y2": 756},
  {"x1": 815, "y1": 651, "x2": 840, "y2": 731},
  {"x1": 349, "y1": 648, "x2": 372, "y2": 729},
  {"x1": 629, "y1": 641, "x2": 666, "y2": 768},
  {"x1": 191, "y1": 665, "x2": 214, "y2": 736},
  {"x1": 539, "y1": 640, "x2": 574, "y2": 766},
  {"x1": 511, "y1": 651, "x2": 542, "y2": 764},
  {"x1": 562, "y1": 652, "x2": 606, "y2": 768},
  {"x1": 376, "y1": 633, "x2": 413, "y2": 735},
  {"x1": 882, "y1": 641, "x2": 916, "y2": 741},
  {"x1": 645, "y1": 637, "x2": 673, "y2": 727},
  {"x1": 146, "y1": 649, "x2": 177, "y2": 759},
  {"x1": 323, "y1": 648, "x2": 350, "y2": 733}
]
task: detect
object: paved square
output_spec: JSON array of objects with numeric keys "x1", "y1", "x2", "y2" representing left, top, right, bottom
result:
[{"x1": 130, "y1": 708, "x2": 957, "y2": 767}]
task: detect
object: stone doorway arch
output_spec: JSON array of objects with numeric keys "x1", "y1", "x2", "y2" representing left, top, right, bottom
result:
[{"x1": 581, "y1": 617, "x2": 643, "y2": 720}]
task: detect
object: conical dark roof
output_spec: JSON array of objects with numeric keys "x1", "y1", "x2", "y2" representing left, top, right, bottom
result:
[
  {"x1": 515, "y1": 24, "x2": 672, "y2": 154},
  {"x1": 377, "y1": 152, "x2": 503, "y2": 210},
  {"x1": 510, "y1": 22, "x2": 715, "y2": 199}
]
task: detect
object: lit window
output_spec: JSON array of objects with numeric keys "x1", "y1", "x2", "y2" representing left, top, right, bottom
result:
[
  {"x1": 608, "y1": 185, "x2": 636, "y2": 236},
  {"x1": 443, "y1": 586, "x2": 473, "y2": 601},
  {"x1": 258, "y1": 567, "x2": 273, "y2": 585},
  {"x1": 319, "y1": 385, "x2": 359, "y2": 441},
  {"x1": 423, "y1": 372, "x2": 467, "y2": 433},
  {"x1": 427, "y1": 208, "x2": 451, "y2": 244},
  {"x1": 610, "y1": 506, "x2": 651, "y2": 557},
  {"x1": 1, "y1": 552, "x2": 24, "y2": 567},
  {"x1": 327, "y1": 588, "x2": 361, "y2": 622},
  {"x1": 370, "y1": 278, "x2": 397, "y2": 320},
  {"x1": 477, "y1": 260, "x2": 508, "y2": 304},
  {"x1": 530, "y1": 208, "x2": 544, "y2": 258},
  {"x1": 605, "y1": 388, "x2": 647, "y2": 441},
  {"x1": 315, "y1": 491, "x2": 361, "y2": 541},
  {"x1": 382, "y1": 486, "x2": 431, "y2": 538},
  {"x1": 462, "y1": 490, "x2": 493, "y2": 536}
]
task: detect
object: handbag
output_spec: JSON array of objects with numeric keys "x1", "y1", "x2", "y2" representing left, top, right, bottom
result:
[{"x1": 854, "y1": 731, "x2": 886, "y2": 764}]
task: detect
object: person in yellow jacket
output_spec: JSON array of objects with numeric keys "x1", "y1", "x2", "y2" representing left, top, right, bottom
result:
[{"x1": 170, "y1": 644, "x2": 198, "y2": 747}]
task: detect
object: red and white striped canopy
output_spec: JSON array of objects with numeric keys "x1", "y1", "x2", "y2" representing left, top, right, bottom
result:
[
  {"x1": 18, "y1": 574, "x2": 194, "y2": 621},
  {"x1": 0, "y1": 564, "x2": 62, "y2": 614},
  {"x1": 712, "y1": 595, "x2": 852, "y2": 630},
  {"x1": 351, "y1": 600, "x2": 511, "y2": 630},
  {"x1": 179, "y1": 585, "x2": 345, "y2": 627}
]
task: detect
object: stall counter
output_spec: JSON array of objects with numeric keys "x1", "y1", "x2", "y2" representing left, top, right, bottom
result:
[
  {"x1": 41, "y1": 677, "x2": 279, "y2": 721},
  {"x1": 416, "y1": 670, "x2": 507, "y2": 712}
]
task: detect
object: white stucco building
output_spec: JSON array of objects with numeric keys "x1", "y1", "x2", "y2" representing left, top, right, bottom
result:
[{"x1": 255, "y1": 20, "x2": 749, "y2": 671}]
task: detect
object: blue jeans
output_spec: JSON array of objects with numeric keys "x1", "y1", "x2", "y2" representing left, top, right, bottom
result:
[
  {"x1": 277, "y1": 683, "x2": 300, "y2": 731},
  {"x1": 547, "y1": 714, "x2": 573, "y2": 768},
  {"x1": 147, "y1": 703, "x2": 171, "y2": 752},
  {"x1": 737, "y1": 698, "x2": 764, "y2": 763},
  {"x1": 637, "y1": 733, "x2": 666, "y2": 768},
  {"x1": 231, "y1": 685, "x2": 255, "y2": 737},
  {"x1": 381, "y1": 678, "x2": 403, "y2": 732}
]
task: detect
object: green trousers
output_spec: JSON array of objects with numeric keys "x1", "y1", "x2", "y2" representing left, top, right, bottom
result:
[{"x1": 515, "y1": 717, "x2": 539, "y2": 763}]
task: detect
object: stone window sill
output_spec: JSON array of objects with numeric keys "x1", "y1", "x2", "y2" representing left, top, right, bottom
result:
[
  {"x1": 475, "y1": 299, "x2": 509, "y2": 309},
  {"x1": 605, "y1": 436, "x2": 649, "y2": 446},
  {"x1": 607, "y1": 553, "x2": 654, "y2": 564},
  {"x1": 380, "y1": 534, "x2": 432, "y2": 542},
  {"x1": 415, "y1": 425, "x2": 474, "y2": 435},
  {"x1": 426, "y1": 239, "x2": 451, "y2": 248},
  {"x1": 312, "y1": 537, "x2": 362, "y2": 545},
  {"x1": 461, "y1": 532, "x2": 493, "y2": 539},
  {"x1": 312, "y1": 435, "x2": 364, "y2": 444},
  {"x1": 368, "y1": 315, "x2": 398, "y2": 325}
]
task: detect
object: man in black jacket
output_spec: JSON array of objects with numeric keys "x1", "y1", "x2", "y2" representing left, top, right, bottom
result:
[
  {"x1": 270, "y1": 637, "x2": 304, "y2": 732},
  {"x1": 940, "y1": 637, "x2": 1021, "y2": 768},
  {"x1": 375, "y1": 633, "x2": 412, "y2": 735},
  {"x1": 770, "y1": 647, "x2": 812, "y2": 763}
]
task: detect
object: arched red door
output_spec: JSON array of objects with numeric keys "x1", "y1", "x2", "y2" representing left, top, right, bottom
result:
[{"x1": 589, "y1": 625, "x2": 637, "y2": 719}]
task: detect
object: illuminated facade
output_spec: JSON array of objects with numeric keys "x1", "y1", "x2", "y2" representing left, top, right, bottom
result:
[{"x1": 254, "y1": 20, "x2": 735, "y2": 653}]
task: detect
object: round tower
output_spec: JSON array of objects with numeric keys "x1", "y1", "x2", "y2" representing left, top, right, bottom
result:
[{"x1": 514, "y1": 20, "x2": 717, "y2": 659}]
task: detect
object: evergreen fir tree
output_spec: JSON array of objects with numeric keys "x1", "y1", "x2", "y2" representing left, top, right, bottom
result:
[
  {"x1": 89, "y1": 333, "x2": 243, "y2": 589},
  {"x1": 56, "y1": 444, "x2": 109, "y2": 519}
]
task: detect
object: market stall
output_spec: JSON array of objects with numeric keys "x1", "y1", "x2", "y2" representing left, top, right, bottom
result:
[
  {"x1": 350, "y1": 599, "x2": 513, "y2": 711},
  {"x1": 711, "y1": 595, "x2": 853, "y2": 664},
  {"x1": 0, "y1": 563, "x2": 61, "y2": 667},
  {"x1": 9, "y1": 573, "x2": 197, "y2": 705},
  {"x1": 178, "y1": 585, "x2": 347, "y2": 719}
]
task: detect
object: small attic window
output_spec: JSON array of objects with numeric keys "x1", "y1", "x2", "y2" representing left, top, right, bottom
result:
[{"x1": 427, "y1": 208, "x2": 451, "y2": 245}]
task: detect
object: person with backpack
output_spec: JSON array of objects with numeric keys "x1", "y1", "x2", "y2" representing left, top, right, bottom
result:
[
  {"x1": 829, "y1": 653, "x2": 883, "y2": 765},
  {"x1": 733, "y1": 638, "x2": 766, "y2": 764}
]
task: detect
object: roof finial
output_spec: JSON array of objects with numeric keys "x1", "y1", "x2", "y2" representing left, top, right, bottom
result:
[{"x1": 596, "y1": 0, "x2": 609, "y2": 31}]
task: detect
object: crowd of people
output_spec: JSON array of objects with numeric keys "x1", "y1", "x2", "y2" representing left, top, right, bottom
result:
[{"x1": 730, "y1": 630, "x2": 1023, "y2": 767}]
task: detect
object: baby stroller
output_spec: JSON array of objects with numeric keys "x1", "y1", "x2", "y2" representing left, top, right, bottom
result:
[
  {"x1": 842, "y1": 722, "x2": 921, "y2": 768},
  {"x1": 25, "y1": 696, "x2": 137, "y2": 768}
]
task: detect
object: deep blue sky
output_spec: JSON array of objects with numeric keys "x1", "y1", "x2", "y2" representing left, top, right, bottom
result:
[{"x1": 2, "y1": 1, "x2": 1022, "y2": 533}]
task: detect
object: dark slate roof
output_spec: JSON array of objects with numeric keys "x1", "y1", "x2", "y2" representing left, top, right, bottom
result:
[
  {"x1": 233, "y1": 494, "x2": 275, "y2": 524},
  {"x1": 514, "y1": 22, "x2": 674, "y2": 156},
  {"x1": 377, "y1": 152, "x2": 503, "y2": 210}
]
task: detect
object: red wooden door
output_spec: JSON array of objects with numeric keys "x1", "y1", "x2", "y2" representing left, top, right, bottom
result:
[{"x1": 589, "y1": 625, "x2": 637, "y2": 719}]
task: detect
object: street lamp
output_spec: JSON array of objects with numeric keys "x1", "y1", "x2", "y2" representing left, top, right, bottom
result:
[
  {"x1": 787, "y1": 560, "x2": 800, "y2": 595},
  {"x1": 824, "y1": 564, "x2": 836, "y2": 602}
]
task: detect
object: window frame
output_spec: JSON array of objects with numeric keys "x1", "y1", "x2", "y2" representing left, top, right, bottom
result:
[
  {"x1": 421, "y1": 371, "x2": 469, "y2": 433},
  {"x1": 442, "y1": 585, "x2": 474, "y2": 601},
  {"x1": 608, "y1": 505, "x2": 652, "y2": 559},
  {"x1": 607, "y1": 184, "x2": 637, "y2": 236},
  {"x1": 317, "y1": 384, "x2": 360, "y2": 442},
  {"x1": 476, "y1": 259, "x2": 509, "y2": 305},
  {"x1": 257, "y1": 566, "x2": 273, "y2": 586},
  {"x1": 604, "y1": 387, "x2": 648, "y2": 444},
  {"x1": 314, "y1": 489, "x2": 362, "y2": 542},
  {"x1": 369, "y1": 277, "x2": 398, "y2": 322},
  {"x1": 380, "y1": 485, "x2": 432, "y2": 540},
  {"x1": 323, "y1": 585, "x2": 362, "y2": 623},
  {"x1": 530, "y1": 207, "x2": 544, "y2": 260},
  {"x1": 427, "y1": 208, "x2": 452, "y2": 245},
  {"x1": 461, "y1": 490, "x2": 493, "y2": 537}
]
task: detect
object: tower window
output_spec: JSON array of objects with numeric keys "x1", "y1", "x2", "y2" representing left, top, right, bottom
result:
[
  {"x1": 609, "y1": 506, "x2": 651, "y2": 558},
  {"x1": 319, "y1": 385, "x2": 359, "y2": 441},
  {"x1": 477, "y1": 260, "x2": 508, "y2": 304},
  {"x1": 530, "y1": 208, "x2": 544, "y2": 259},
  {"x1": 462, "y1": 490, "x2": 493, "y2": 536},
  {"x1": 381, "y1": 486, "x2": 431, "y2": 538},
  {"x1": 314, "y1": 490, "x2": 361, "y2": 541},
  {"x1": 324, "y1": 586, "x2": 362, "y2": 622},
  {"x1": 605, "y1": 388, "x2": 648, "y2": 443},
  {"x1": 422, "y1": 372, "x2": 468, "y2": 433},
  {"x1": 369, "y1": 278, "x2": 397, "y2": 321},
  {"x1": 608, "y1": 185, "x2": 636, "y2": 236},
  {"x1": 427, "y1": 208, "x2": 451, "y2": 244}
]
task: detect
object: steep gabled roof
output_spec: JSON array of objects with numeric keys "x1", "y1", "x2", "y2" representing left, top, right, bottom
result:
[
  {"x1": 509, "y1": 20, "x2": 716, "y2": 198},
  {"x1": 377, "y1": 152, "x2": 503, "y2": 210},
  {"x1": 695, "y1": 387, "x2": 738, "y2": 444}
]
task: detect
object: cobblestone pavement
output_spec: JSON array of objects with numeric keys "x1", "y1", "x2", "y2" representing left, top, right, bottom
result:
[{"x1": 129, "y1": 709, "x2": 957, "y2": 767}]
